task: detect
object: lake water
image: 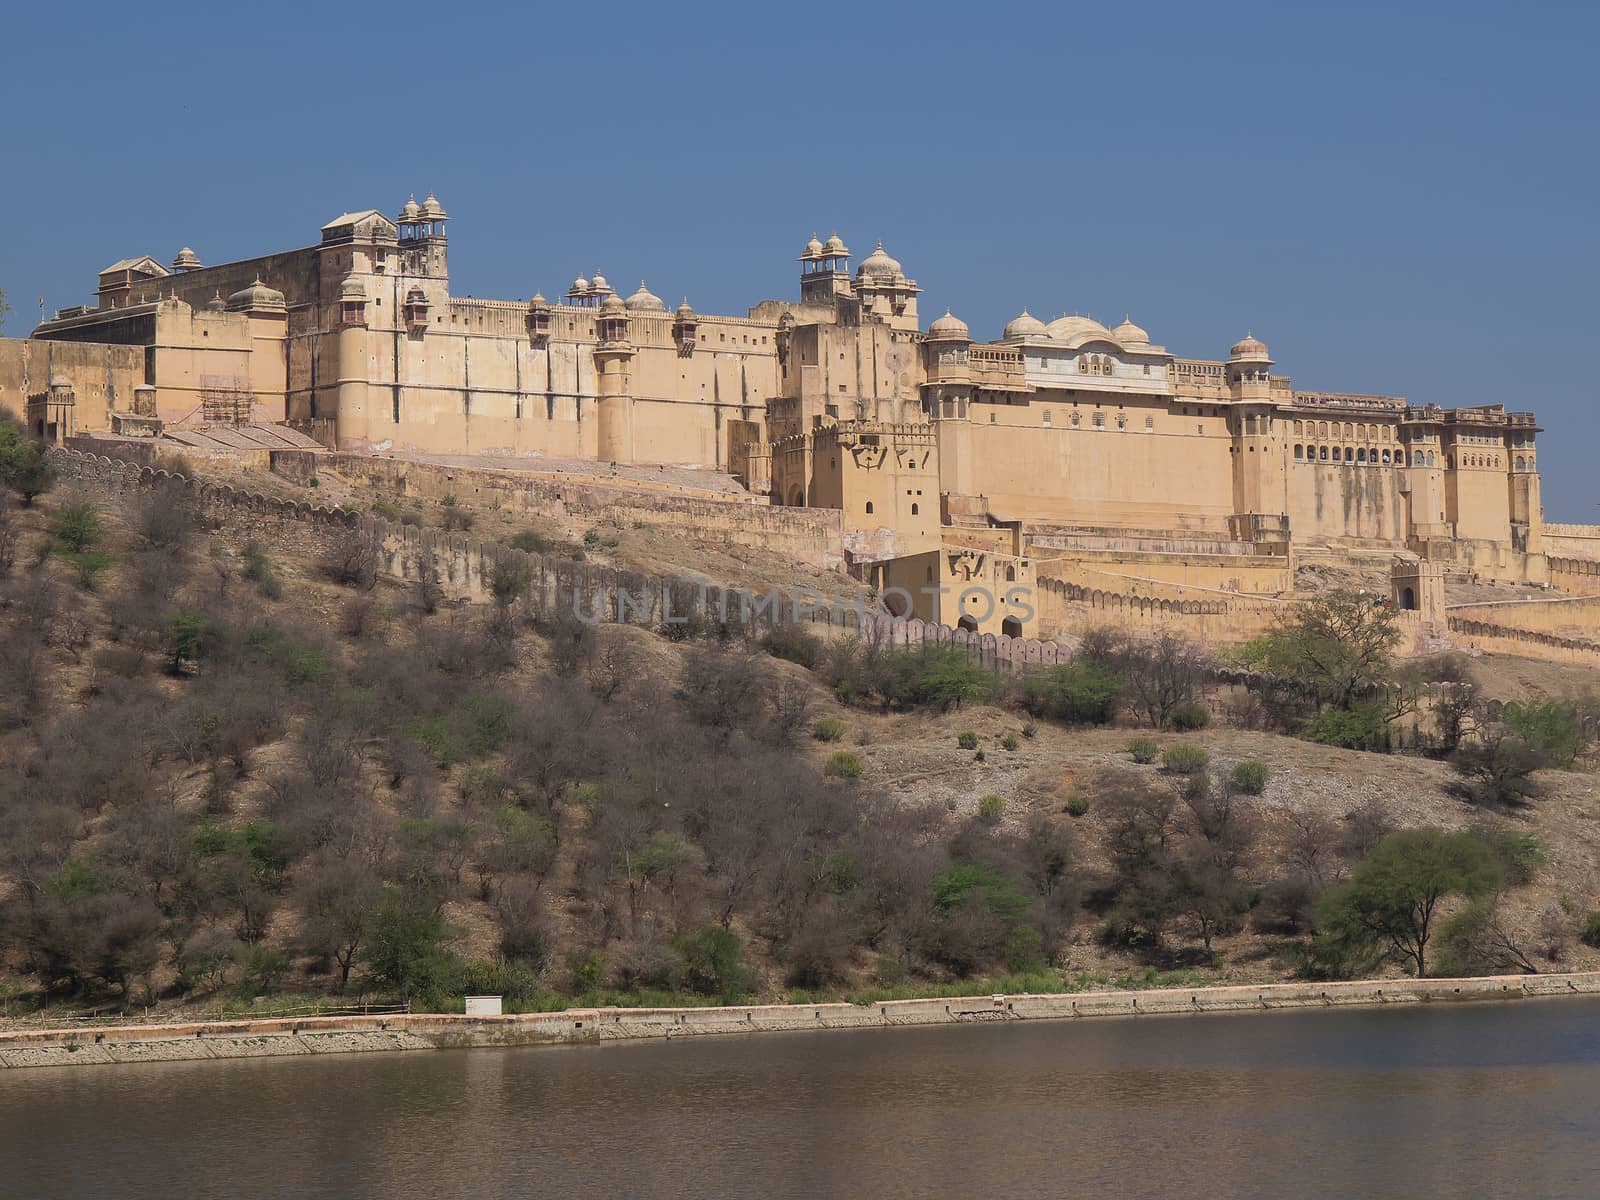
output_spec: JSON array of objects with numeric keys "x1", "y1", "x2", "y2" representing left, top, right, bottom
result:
[{"x1": 3, "y1": 998, "x2": 1598, "y2": 1199}]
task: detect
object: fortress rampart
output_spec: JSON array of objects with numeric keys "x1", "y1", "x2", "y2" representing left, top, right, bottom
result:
[{"x1": 51, "y1": 446, "x2": 1600, "y2": 670}]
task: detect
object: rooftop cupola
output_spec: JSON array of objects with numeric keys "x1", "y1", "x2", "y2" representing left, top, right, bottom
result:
[
  {"x1": 226, "y1": 277, "x2": 286, "y2": 313},
  {"x1": 597, "y1": 291, "x2": 632, "y2": 348},
  {"x1": 338, "y1": 274, "x2": 368, "y2": 325},
  {"x1": 927, "y1": 309, "x2": 971, "y2": 341},
  {"x1": 1003, "y1": 309, "x2": 1047, "y2": 341},
  {"x1": 672, "y1": 297, "x2": 697, "y2": 356},
  {"x1": 625, "y1": 281, "x2": 665, "y2": 312},
  {"x1": 800, "y1": 231, "x2": 854, "y2": 304},
  {"x1": 526, "y1": 292, "x2": 552, "y2": 344},
  {"x1": 171, "y1": 247, "x2": 202, "y2": 271}
]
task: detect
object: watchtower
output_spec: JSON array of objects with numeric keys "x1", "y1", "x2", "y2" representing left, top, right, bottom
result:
[{"x1": 1391, "y1": 556, "x2": 1445, "y2": 631}]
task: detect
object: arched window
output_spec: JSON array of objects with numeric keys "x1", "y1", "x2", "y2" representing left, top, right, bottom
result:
[
  {"x1": 1427, "y1": 451, "x2": 1436, "y2": 467},
  {"x1": 1294, "y1": 444, "x2": 1304, "y2": 461},
  {"x1": 1399, "y1": 586, "x2": 1416, "y2": 611},
  {"x1": 865, "y1": 501, "x2": 874, "y2": 514},
  {"x1": 1345, "y1": 447, "x2": 1354, "y2": 462},
  {"x1": 910, "y1": 503, "x2": 919, "y2": 515},
  {"x1": 1357, "y1": 448, "x2": 1366, "y2": 463},
  {"x1": 1001, "y1": 616, "x2": 1024, "y2": 638},
  {"x1": 1516, "y1": 455, "x2": 1526, "y2": 471},
  {"x1": 957, "y1": 615, "x2": 979, "y2": 633},
  {"x1": 1413, "y1": 451, "x2": 1424, "y2": 466},
  {"x1": 1005, "y1": 564, "x2": 1016, "y2": 582},
  {"x1": 1320, "y1": 446, "x2": 1330, "y2": 461}
]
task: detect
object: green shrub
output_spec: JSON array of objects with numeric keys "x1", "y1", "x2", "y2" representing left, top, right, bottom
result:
[
  {"x1": 1303, "y1": 704, "x2": 1387, "y2": 751},
  {"x1": 812, "y1": 717, "x2": 845, "y2": 743},
  {"x1": 825, "y1": 751, "x2": 863, "y2": 780},
  {"x1": 1019, "y1": 660, "x2": 1124, "y2": 725},
  {"x1": 1127, "y1": 737, "x2": 1160, "y2": 764},
  {"x1": 65, "y1": 550, "x2": 113, "y2": 590},
  {"x1": 1581, "y1": 911, "x2": 1600, "y2": 950},
  {"x1": 1000, "y1": 733, "x2": 1020, "y2": 752},
  {"x1": 762, "y1": 623, "x2": 824, "y2": 669},
  {"x1": 1004, "y1": 924, "x2": 1045, "y2": 973},
  {"x1": 54, "y1": 503, "x2": 101, "y2": 553},
  {"x1": 674, "y1": 927, "x2": 753, "y2": 1002},
  {"x1": 583, "y1": 529, "x2": 601, "y2": 549},
  {"x1": 956, "y1": 730, "x2": 978, "y2": 750},
  {"x1": 1064, "y1": 794, "x2": 1090, "y2": 818},
  {"x1": 930, "y1": 863, "x2": 1030, "y2": 921},
  {"x1": 1161, "y1": 744, "x2": 1210, "y2": 774},
  {"x1": 973, "y1": 748, "x2": 986, "y2": 762},
  {"x1": 1022, "y1": 721, "x2": 1039, "y2": 739},
  {"x1": 1504, "y1": 699, "x2": 1586, "y2": 767},
  {"x1": 977, "y1": 794, "x2": 1005, "y2": 824},
  {"x1": 243, "y1": 541, "x2": 283, "y2": 600},
  {"x1": 1168, "y1": 701, "x2": 1210, "y2": 731},
  {"x1": 1230, "y1": 761, "x2": 1270, "y2": 795},
  {"x1": 1216, "y1": 636, "x2": 1272, "y2": 671}
]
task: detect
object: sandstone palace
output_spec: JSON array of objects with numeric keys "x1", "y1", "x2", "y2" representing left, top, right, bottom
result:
[{"x1": 4, "y1": 193, "x2": 1574, "y2": 639}]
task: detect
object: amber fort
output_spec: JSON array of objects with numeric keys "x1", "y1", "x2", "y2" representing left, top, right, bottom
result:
[{"x1": 5, "y1": 193, "x2": 1597, "y2": 644}]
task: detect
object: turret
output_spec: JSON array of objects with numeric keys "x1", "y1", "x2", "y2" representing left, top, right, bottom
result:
[
  {"x1": 594, "y1": 293, "x2": 634, "y2": 462},
  {"x1": 526, "y1": 292, "x2": 552, "y2": 346},
  {"x1": 671, "y1": 298, "x2": 697, "y2": 356},
  {"x1": 800, "y1": 231, "x2": 852, "y2": 305}
]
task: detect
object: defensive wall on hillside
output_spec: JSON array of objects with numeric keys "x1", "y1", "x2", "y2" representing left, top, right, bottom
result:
[
  {"x1": 269, "y1": 450, "x2": 846, "y2": 570},
  {"x1": 50, "y1": 447, "x2": 1600, "y2": 670}
]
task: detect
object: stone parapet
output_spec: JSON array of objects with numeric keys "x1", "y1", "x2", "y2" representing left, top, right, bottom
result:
[{"x1": 4, "y1": 972, "x2": 1596, "y2": 1070}]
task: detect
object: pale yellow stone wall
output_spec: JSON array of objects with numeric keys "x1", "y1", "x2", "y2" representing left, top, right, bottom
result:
[
  {"x1": 0, "y1": 337, "x2": 144, "y2": 432},
  {"x1": 25, "y1": 207, "x2": 1554, "y2": 594}
]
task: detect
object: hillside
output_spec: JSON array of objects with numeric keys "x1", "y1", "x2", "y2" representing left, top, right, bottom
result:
[{"x1": 1, "y1": 460, "x2": 1598, "y2": 1025}]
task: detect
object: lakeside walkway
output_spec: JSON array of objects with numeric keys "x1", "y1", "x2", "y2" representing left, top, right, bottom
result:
[{"x1": 4, "y1": 972, "x2": 1599, "y2": 1070}]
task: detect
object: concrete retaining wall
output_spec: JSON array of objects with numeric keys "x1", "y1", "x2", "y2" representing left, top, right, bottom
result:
[{"x1": 4, "y1": 972, "x2": 1596, "y2": 1070}]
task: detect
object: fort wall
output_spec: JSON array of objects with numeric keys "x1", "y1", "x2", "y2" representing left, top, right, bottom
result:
[
  {"x1": 270, "y1": 450, "x2": 845, "y2": 569},
  {"x1": 0, "y1": 338, "x2": 144, "y2": 433},
  {"x1": 53, "y1": 445, "x2": 1600, "y2": 671}
]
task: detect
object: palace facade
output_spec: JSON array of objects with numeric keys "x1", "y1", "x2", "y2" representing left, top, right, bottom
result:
[{"x1": 11, "y1": 194, "x2": 1550, "y2": 632}]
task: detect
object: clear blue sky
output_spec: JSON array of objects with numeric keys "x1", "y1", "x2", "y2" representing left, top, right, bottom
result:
[{"x1": 5, "y1": 0, "x2": 1595, "y2": 517}]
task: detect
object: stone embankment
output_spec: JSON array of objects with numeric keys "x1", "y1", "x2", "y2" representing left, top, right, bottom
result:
[{"x1": 4, "y1": 973, "x2": 1597, "y2": 1070}]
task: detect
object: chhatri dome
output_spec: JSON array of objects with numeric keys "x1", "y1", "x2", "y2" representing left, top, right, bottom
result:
[
  {"x1": 1003, "y1": 309, "x2": 1047, "y2": 339},
  {"x1": 625, "y1": 281, "x2": 666, "y2": 312},
  {"x1": 1230, "y1": 331, "x2": 1271, "y2": 362},
  {"x1": 823, "y1": 232, "x2": 850, "y2": 256},
  {"x1": 571, "y1": 273, "x2": 590, "y2": 293},
  {"x1": 171, "y1": 247, "x2": 202, "y2": 271},
  {"x1": 1112, "y1": 315, "x2": 1150, "y2": 346},
  {"x1": 927, "y1": 309, "x2": 970, "y2": 339},
  {"x1": 803, "y1": 233, "x2": 824, "y2": 258},
  {"x1": 419, "y1": 192, "x2": 447, "y2": 220},
  {"x1": 1045, "y1": 314, "x2": 1113, "y2": 342},
  {"x1": 600, "y1": 292, "x2": 627, "y2": 314},
  {"x1": 857, "y1": 240, "x2": 902, "y2": 279},
  {"x1": 676, "y1": 297, "x2": 695, "y2": 318},
  {"x1": 226, "y1": 277, "x2": 286, "y2": 312},
  {"x1": 589, "y1": 271, "x2": 612, "y2": 294},
  {"x1": 204, "y1": 290, "x2": 227, "y2": 313},
  {"x1": 399, "y1": 194, "x2": 422, "y2": 222}
]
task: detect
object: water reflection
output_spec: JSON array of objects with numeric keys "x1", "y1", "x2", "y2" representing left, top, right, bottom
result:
[{"x1": 3, "y1": 998, "x2": 1598, "y2": 1199}]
